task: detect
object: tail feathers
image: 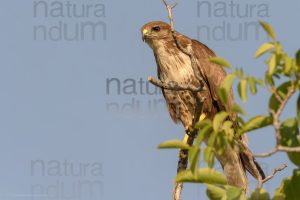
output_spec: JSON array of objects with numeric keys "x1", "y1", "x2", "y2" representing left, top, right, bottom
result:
[{"x1": 240, "y1": 152, "x2": 266, "y2": 180}]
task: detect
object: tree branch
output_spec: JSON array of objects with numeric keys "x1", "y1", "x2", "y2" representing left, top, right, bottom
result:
[
  {"x1": 254, "y1": 84, "x2": 300, "y2": 158},
  {"x1": 263, "y1": 164, "x2": 287, "y2": 183},
  {"x1": 255, "y1": 145, "x2": 300, "y2": 158},
  {"x1": 254, "y1": 147, "x2": 278, "y2": 158},
  {"x1": 162, "y1": 0, "x2": 177, "y2": 31},
  {"x1": 278, "y1": 145, "x2": 300, "y2": 152},
  {"x1": 270, "y1": 86, "x2": 284, "y2": 104},
  {"x1": 148, "y1": 76, "x2": 203, "y2": 93},
  {"x1": 273, "y1": 84, "x2": 296, "y2": 145}
]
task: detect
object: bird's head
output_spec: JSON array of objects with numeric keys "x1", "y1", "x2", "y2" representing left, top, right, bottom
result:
[{"x1": 141, "y1": 21, "x2": 172, "y2": 48}]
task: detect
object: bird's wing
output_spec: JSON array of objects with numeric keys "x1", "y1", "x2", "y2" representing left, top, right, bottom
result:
[
  {"x1": 175, "y1": 33, "x2": 265, "y2": 181},
  {"x1": 174, "y1": 33, "x2": 235, "y2": 118}
]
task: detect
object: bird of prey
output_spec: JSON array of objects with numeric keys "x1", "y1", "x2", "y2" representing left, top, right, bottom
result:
[{"x1": 141, "y1": 21, "x2": 265, "y2": 190}]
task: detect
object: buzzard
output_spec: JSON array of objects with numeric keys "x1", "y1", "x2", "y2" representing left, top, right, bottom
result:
[{"x1": 141, "y1": 21, "x2": 265, "y2": 190}]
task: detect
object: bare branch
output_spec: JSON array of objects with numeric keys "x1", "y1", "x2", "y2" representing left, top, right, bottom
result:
[
  {"x1": 254, "y1": 145, "x2": 300, "y2": 158},
  {"x1": 263, "y1": 164, "x2": 287, "y2": 183},
  {"x1": 278, "y1": 145, "x2": 300, "y2": 153},
  {"x1": 172, "y1": 183, "x2": 183, "y2": 200},
  {"x1": 162, "y1": 0, "x2": 178, "y2": 31},
  {"x1": 148, "y1": 76, "x2": 203, "y2": 93},
  {"x1": 254, "y1": 147, "x2": 278, "y2": 158}
]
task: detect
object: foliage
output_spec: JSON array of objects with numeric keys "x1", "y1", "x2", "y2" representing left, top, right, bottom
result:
[{"x1": 158, "y1": 21, "x2": 300, "y2": 199}]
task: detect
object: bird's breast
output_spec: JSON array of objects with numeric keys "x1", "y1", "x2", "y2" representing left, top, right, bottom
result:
[{"x1": 155, "y1": 48, "x2": 194, "y2": 84}]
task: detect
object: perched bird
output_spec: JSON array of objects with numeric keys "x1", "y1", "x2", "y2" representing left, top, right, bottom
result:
[{"x1": 141, "y1": 21, "x2": 265, "y2": 190}]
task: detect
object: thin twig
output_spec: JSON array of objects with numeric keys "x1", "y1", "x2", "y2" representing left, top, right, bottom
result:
[
  {"x1": 255, "y1": 145, "x2": 300, "y2": 158},
  {"x1": 162, "y1": 0, "x2": 178, "y2": 31},
  {"x1": 278, "y1": 145, "x2": 300, "y2": 152},
  {"x1": 263, "y1": 164, "x2": 287, "y2": 183},
  {"x1": 254, "y1": 147, "x2": 278, "y2": 158},
  {"x1": 271, "y1": 86, "x2": 284, "y2": 104}
]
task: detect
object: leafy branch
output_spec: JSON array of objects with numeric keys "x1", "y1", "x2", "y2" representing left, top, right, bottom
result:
[{"x1": 146, "y1": 1, "x2": 300, "y2": 200}]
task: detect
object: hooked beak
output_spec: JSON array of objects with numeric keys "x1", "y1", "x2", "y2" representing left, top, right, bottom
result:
[{"x1": 142, "y1": 29, "x2": 148, "y2": 42}]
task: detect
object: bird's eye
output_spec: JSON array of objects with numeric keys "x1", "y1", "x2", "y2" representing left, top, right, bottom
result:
[{"x1": 152, "y1": 26, "x2": 161, "y2": 32}]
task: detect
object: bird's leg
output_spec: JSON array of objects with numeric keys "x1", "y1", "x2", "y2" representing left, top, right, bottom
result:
[{"x1": 184, "y1": 124, "x2": 194, "y2": 138}]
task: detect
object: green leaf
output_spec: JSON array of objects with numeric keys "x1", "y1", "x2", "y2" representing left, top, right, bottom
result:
[
  {"x1": 235, "y1": 68, "x2": 244, "y2": 79},
  {"x1": 191, "y1": 123, "x2": 212, "y2": 172},
  {"x1": 256, "y1": 78, "x2": 265, "y2": 86},
  {"x1": 269, "y1": 54, "x2": 277, "y2": 75},
  {"x1": 208, "y1": 131, "x2": 218, "y2": 146},
  {"x1": 237, "y1": 116, "x2": 245, "y2": 126},
  {"x1": 232, "y1": 103, "x2": 247, "y2": 116},
  {"x1": 273, "y1": 192, "x2": 285, "y2": 200},
  {"x1": 259, "y1": 21, "x2": 276, "y2": 40},
  {"x1": 189, "y1": 146, "x2": 200, "y2": 175},
  {"x1": 297, "y1": 94, "x2": 300, "y2": 127},
  {"x1": 255, "y1": 42, "x2": 275, "y2": 58},
  {"x1": 284, "y1": 55, "x2": 293, "y2": 76},
  {"x1": 174, "y1": 168, "x2": 227, "y2": 184},
  {"x1": 296, "y1": 49, "x2": 300, "y2": 66},
  {"x1": 206, "y1": 184, "x2": 226, "y2": 200},
  {"x1": 265, "y1": 73, "x2": 274, "y2": 86},
  {"x1": 218, "y1": 88, "x2": 229, "y2": 105},
  {"x1": 248, "y1": 77, "x2": 257, "y2": 95},
  {"x1": 218, "y1": 74, "x2": 236, "y2": 105},
  {"x1": 213, "y1": 111, "x2": 229, "y2": 131},
  {"x1": 226, "y1": 186, "x2": 243, "y2": 200},
  {"x1": 274, "y1": 169, "x2": 300, "y2": 200},
  {"x1": 204, "y1": 147, "x2": 215, "y2": 168},
  {"x1": 280, "y1": 118, "x2": 300, "y2": 167},
  {"x1": 249, "y1": 188, "x2": 270, "y2": 200},
  {"x1": 158, "y1": 140, "x2": 190, "y2": 149},
  {"x1": 223, "y1": 74, "x2": 236, "y2": 92},
  {"x1": 240, "y1": 115, "x2": 272, "y2": 134},
  {"x1": 269, "y1": 82, "x2": 292, "y2": 112},
  {"x1": 206, "y1": 185, "x2": 243, "y2": 200},
  {"x1": 238, "y1": 79, "x2": 248, "y2": 103},
  {"x1": 195, "y1": 124, "x2": 212, "y2": 146},
  {"x1": 210, "y1": 57, "x2": 231, "y2": 69},
  {"x1": 196, "y1": 119, "x2": 212, "y2": 129},
  {"x1": 223, "y1": 121, "x2": 233, "y2": 133}
]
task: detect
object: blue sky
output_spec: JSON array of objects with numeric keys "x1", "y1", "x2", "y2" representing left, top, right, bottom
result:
[{"x1": 0, "y1": 0, "x2": 299, "y2": 199}]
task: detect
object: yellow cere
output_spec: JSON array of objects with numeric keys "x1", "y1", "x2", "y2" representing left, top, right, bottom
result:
[{"x1": 143, "y1": 29, "x2": 148, "y2": 34}]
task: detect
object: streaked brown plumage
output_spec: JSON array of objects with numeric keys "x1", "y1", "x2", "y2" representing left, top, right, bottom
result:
[{"x1": 141, "y1": 21, "x2": 265, "y2": 190}]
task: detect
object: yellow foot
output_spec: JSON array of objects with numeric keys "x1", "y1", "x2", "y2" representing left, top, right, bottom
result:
[
  {"x1": 184, "y1": 125, "x2": 193, "y2": 134},
  {"x1": 199, "y1": 113, "x2": 207, "y2": 122}
]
